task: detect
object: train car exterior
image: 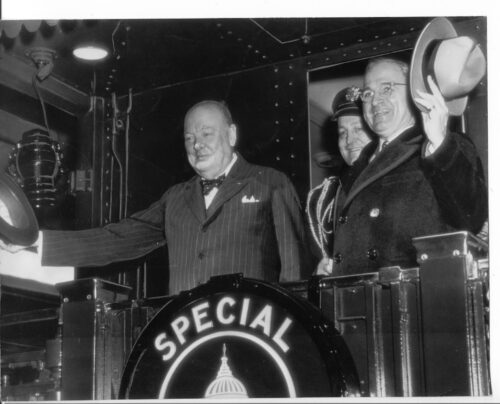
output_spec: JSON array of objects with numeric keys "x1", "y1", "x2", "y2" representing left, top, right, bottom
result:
[{"x1": 0, "y1": 15, "x2": 490, "y2": 400}]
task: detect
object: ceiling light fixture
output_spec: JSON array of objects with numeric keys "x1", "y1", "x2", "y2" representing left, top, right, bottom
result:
[{"x1": 73, "y1": 46, "x2": 109, "y2": 61}]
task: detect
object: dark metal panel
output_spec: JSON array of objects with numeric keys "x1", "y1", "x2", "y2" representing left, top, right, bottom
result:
[
  {"x1": 59, "y1": 300, "x2": 96, "y2": 400},
  {"x1": 419, "y1": 256, "x2": 470, "y2": 395}
]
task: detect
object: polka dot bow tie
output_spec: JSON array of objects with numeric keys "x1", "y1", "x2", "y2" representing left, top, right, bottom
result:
[{"x1": 200, "y1": 174, "x2": 226, "y2": 195}]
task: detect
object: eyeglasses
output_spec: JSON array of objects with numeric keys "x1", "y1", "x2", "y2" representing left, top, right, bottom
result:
[{"x1": 360, "y1": 82, "x2": 407, "y2": 103}]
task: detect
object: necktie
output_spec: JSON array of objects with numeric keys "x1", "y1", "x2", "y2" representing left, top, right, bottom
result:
[
  {"x1": 200, "y1": 174, "x2": 226, "y2": 195},
  {"x1": 380, "y1": 140, "x2": 389, "y2": 151}
]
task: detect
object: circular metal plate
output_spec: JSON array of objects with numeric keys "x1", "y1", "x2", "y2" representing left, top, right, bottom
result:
[{"x1": 119, "y1": 275, "x2": 359, "y2": 399}]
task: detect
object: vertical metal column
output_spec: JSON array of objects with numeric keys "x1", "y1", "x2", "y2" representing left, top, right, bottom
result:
[
  {"x1": 56, "y1": 279, "x2": 131, "y2": 400},
  {"x1": 413, "y1": 231, "x2": 489, "y2": 396}
]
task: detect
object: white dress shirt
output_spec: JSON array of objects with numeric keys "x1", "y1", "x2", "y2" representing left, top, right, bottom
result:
[{"x1": 203, "y1": 153, "x2": 238, "y2": 208}]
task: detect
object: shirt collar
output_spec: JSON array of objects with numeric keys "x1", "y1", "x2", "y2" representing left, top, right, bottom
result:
[
  {"x1": 378, "y1": 124, "x2": 415, "y2": 150},
  {"x1": 222, "y1": 153, "x2": 238, "y2": 176}
]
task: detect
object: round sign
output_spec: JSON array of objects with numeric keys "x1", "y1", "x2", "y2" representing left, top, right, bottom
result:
[{"x1": 119, "y1": 275, "x2": 359, "y2": 399}]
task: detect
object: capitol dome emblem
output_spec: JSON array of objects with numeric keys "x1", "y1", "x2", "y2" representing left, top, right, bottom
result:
[{"x1": 204, "y1": 344, "x2": 249, "y2": 399}]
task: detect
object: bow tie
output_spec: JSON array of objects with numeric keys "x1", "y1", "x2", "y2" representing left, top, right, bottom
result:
[{"x1": 200, "y1": 174, "x2": 226, "y2": 195}]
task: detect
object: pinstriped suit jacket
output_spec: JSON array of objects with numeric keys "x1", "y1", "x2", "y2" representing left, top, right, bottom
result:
[{"x1": 42, "y1": 156, "x2": 311, "y2": 294}]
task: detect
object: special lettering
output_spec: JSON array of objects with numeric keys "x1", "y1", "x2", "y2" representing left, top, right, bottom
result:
[{"x1": 154, "y1": 295, "x2": 293, "y2": 361}]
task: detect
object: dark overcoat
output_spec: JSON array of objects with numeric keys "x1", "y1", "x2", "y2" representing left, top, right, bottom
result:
[
  {"x1": 331, "y1": 127, "x2": 487, "y2": 274},
  {"x1": 42, "y1": 155, "x2": 310, "y2": 294}
]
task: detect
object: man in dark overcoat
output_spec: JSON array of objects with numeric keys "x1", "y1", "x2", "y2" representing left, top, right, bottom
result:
[{"x1": 325, "y1": 57, "x2": 487, "y2": 275}]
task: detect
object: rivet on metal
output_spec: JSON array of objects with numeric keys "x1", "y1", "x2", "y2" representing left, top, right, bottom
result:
[
  {"x1": 288, "y1": 81, "x2": 293, "y2": 86},
  {"x1": 452, "y1": 249, "x2": 461, "y2": 256},
  {"x1": 275, "y1": 138, "x2": 280, "y2": 143},
  {"x1": 290, "y1": 118, "x2": 294, "y2": 122},
  {"x1": 289, "y1": 100, "x2": 294, "y2": 105},
  {"x1": 274, "y1": 84, "x2": 279, "y2": 89},
  {"x1": 357, "y1": 38, "x2": 363, "y2": 42},
  {"x1": 289, "y1": 53, "x2": 294, "y2": 57},
  {"x1": 274, "y1": 102, "x2": 279, "y2": 107},
  {"x1": 343, "y1": 53, "x2": 347, "y2": 57},
  {"x1": 340, "y1": 42, "x2": 344, "y2": 46},
  {"x1": 288, "y1": 65, "x2": 293, "y2": 69},
  {"x1": 323, "y1": 46, "x2": 328, "y2": 50},
  {"x1": 290, "y1": 154, "x2": 295, "y2": 159},
  {"x1": 290, "y1": 136, "x2": 294, "y2": 141},
  {"x1": 247, "y1": 44, "x2": 253, "y2": 49},
  {"x1": 86, "y1": 294, "x2": 92, "y2": 300},
  {"x1": 325, "y1": 57, "x2": 330, "y2": 61},
  {"x1": 276, "y1": 156, "x2": 280, "y2": 161},
  {"x1": 274, "y1": 67, "x2": 279, "y2": 73},
  {"x1": 387, "y1": 42, "x2": 392, "y2": 47},
  {"x1": 275, "y1": 120, "x2": 280, "y2": 125},
  {"x1": 420, "y1": 253, "x2": 428, "y2": 261},
  {"x1": 357, "y1": 50, "x2": 362, "y2": 54},
  {"x1": 63, "y1": 297, "x2": 69, "y2": 303},
  {"x1": 374, "y1": 35, "x2": 379, "y2": 39}
]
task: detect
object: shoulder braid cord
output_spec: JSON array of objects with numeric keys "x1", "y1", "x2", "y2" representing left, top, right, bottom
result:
[{"x1": 306, "y1": 177, "x2": 342, "y2": 258}]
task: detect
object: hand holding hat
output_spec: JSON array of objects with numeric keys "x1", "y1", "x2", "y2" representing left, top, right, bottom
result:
[
  {"x1": 414, "y1": 75, "x2": 449, "y2": 150},
  {"x1": 410, "y1": 17, "x2": 486, "y2": 116}
]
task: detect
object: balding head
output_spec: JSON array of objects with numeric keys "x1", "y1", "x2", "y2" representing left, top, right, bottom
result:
[{"x1": 183, "y1": 100, "x2": 237, "y2": 179}]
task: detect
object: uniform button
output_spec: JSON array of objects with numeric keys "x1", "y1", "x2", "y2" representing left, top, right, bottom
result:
[
  {"x1": 198, "y1": 252, "x2": 205, "y2": 260},
  {"x1": 333, "y1": 253, "x2": 343, "y2": 263},
  {"x1": 369, "y1": 208, "x2": 380, "y2": 218},
  {"x1": 338, "y1": 215, "x2": 348, "y2": 224},
  {"x1": 366, "y1": 248, "x2": 378, "y2": 260}
]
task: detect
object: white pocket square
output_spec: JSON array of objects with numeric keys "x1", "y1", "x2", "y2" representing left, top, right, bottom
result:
[{"x1": 242, "y1": 195, "x2": 260, "y2": 203}]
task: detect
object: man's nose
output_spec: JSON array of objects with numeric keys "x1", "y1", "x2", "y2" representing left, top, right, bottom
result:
[
  {"x1": 371, "y1": 90, "x2": 384, "y2": 105},
  {"x1": 345, "y1": 131, "x2": 354, "y2": 145},
  {"x1": 194, "y1": 141, "x2": 204, "y2": 151}
]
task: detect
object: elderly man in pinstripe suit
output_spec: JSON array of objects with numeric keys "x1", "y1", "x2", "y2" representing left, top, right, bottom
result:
[{"x1": 2, "y1": 100, "x2": 311, "y2": 294}]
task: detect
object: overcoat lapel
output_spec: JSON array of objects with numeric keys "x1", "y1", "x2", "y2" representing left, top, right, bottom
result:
[
  {"x1": 206, "y1": 154, "x2": 251, "y2": 220},
  {"x1": 183, "y1": 177, "x2": 206, "y2": 224},
  {"x1": 342, "y1": 128, "x2": 423, "y2": 210}
]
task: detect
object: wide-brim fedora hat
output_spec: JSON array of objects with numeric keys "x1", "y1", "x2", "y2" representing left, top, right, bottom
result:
[
  {"x1": 410, "y1": 17, "x2": 486, "y2": 116},
  {"x1": 0, "y1": 173, "x2": 39, "y2": 246}
]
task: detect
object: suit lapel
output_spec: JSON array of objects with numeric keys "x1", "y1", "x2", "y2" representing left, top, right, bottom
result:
[
  {"x1": 206, "y1": 154, "x2": 251, "y2": 220},
  {"x1": 183, "y1": 177, "x2": 206, "y2": 224},
  {"x1": 342, "y1": 128, "x2": 423, "y2": 210}
]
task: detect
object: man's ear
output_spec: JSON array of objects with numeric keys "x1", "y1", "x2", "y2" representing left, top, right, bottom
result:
[{"x1": 228, "y1": 124, "x2": 237, "y2": 147}]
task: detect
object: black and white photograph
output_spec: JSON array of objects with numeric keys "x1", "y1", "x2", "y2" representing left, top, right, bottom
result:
[{"x1": 0, "y1": 1, "x2": 497, "y2": 401}]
